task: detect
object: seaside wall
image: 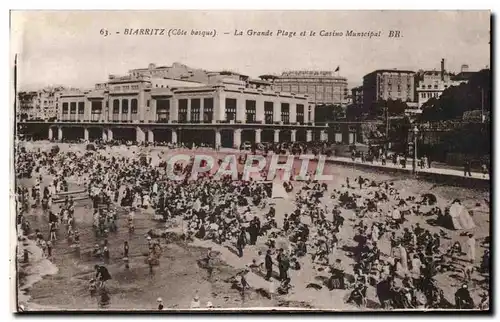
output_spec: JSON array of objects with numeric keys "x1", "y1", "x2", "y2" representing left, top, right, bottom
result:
[{"x1": 325, "y1": 159, "x2": 490, "y2": 190}]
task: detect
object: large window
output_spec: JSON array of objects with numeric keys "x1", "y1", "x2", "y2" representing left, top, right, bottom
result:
[
  {"x1": 178, "y1": 99, "x2": 188, "y2": 122},
  {"x1": 281, "y1": 103, "x2": 290, "y2": 124},
  {"x1": 69, "y1": 102, "x2": 77, "y2": 121},
  {"x1": 156, "y1": 99, "x2": 170, "y2": 122},
  {"x1": 245, "y1": 100, "x2": 256, "y2": 123},
  {"x1": 296, "y1": 104, "x2": 304, "y2": 124},
  {"x1": 131, "y1": 99, "x2": 138, "y2": 114},
  {"x1": 203, "y1": 98, "x2": 213, "y2": 122},
  {"x1": 264, "y1": 101, "x2": 274, "y2": 124},
  {"x1": 121, "y1": 99, "x2": 129, "y2": 114},
  {"x1": 113, "y1": 99, "x2": 120, "y2": 114},
  {"x1": 225, "y1": 98, "x2": 237, "y2": 121},
  {"x1": 78, "y1": 102, "x2": 85, "y2": 115},
  {"x1": 62, "y1": 102, "x2": 68, "y2": 114},
  {"x1": 191, "y1": 99, "x2": 200, "y2": 122},
  {"x1": 112, "y1": 99, "x2": 120, "y2": 121},
  {"x1": 91, "y1": 101, "x2": 102, "y2": 121}
]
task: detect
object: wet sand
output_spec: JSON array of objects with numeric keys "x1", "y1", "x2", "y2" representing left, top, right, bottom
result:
[{"x1": 20, "y1": 196, "x2": 286, "y2": 310}]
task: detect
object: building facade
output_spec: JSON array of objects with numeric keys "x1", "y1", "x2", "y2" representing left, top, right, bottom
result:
[
  {"x1": 27, "y1": 73, "x2": 327, "y2": 147},
  {"x1": 362, "y1": 69, "x2": 416, "y2": 112},
  {"x1": 415, "y1": 59, "x2": 462, "y2": 108},
  {"x1": 351, "y1": 86, "x2": 363, "y2": 107},
  {"x1": 17, "y1": 91, "x2": 38, "y2": 120},
  {"x1": 266, "y1": 71, "x2": 349, "y2": 106},
  {"x1": 17, "y1": 87, "x2": 65, "y2": 121}
]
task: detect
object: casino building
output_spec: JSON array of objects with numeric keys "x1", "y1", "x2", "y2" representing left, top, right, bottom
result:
[{"x1": 18, "y1": 64, "x2": 329, "y2": 148}]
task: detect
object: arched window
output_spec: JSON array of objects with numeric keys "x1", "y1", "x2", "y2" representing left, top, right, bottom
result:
[
  {"x1": 131, "y1": 99, "x2": 138, "y2": 114},
  {"x1": 122, "y1": 99, "x2": 129, "y2": 114}
]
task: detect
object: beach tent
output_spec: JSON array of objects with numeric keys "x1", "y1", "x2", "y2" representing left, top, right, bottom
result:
[
  {"x1": 271, "y1": 181, "x2": 289, "y2": 199},
  {"x1": 448, "y1": 203, "x2": 475, "y2": 230}
]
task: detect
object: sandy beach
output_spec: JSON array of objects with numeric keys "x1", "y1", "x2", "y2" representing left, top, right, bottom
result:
[{"x1": 16, "y1": 143, "x2": 490, "y2": 311}]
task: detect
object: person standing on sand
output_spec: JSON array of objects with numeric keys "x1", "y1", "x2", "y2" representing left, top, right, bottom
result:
[
  {"x1": 236, "y1": 227, "x2": 247, "y2": 258},
  {"x1": 148, "y1": 251, "x2": 155, "y2": 277},
  {"x1": 265, "y1": 249, "x2": 273, "y2": 280},
  {"x1": 157, "y1": 298, "x2": 164, "y2": 310},
  {"x1": 455, "y1": 284, "x2": 474, "y2": 309},
  {"x1": 278, "y1": 250, "x2": 290, "y2": 281},
  {"x1": 463, "y1": 159, "x2": 472, "y2": 177},
  {"x1": 396, "y1": 242, "x2": 409, "y2": 273},
  {"x1": 389, "y1": 232, "x2": 397, "y2": 257},
  {"x1": 123, "y1": 241, "x2": 130, "y2": 269},
  {"x1": 190, "y1": 294, "x2": 201, "y2": 309},
  {"x1": 466, "y1": 234, "x2": 476, "y2": 264},
  {"x1": 49, "y1": 221, "x2": 57, "y2": 241},
  {"x1": 46, "y1": 240, "x2": 53, "y2": 258}
]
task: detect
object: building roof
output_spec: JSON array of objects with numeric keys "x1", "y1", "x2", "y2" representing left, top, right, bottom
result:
[
  {"x1": 215, "y1": 71, "x2": 250, "y2": 79},
  {"x1": 108, "y1": 74, "x2": 151, "y2": 84},
  {"x1": 278, "y1": 70, "x2": 347, "y2": 81},
  {"x1": 363, "y1": 69, "x2": 416, "y2": 78},
  {"x1": 154, "y1": 78, "x2": 206, "y2": 88},
  {"x1": 86, "y1": 90, "x2": 106, "y2": 98},
  {"x1": 258, "y1": 74, "x2": 279, "y2": 80},
  {"x1": 248, "y1": 78, "x2": 271, "y2": 85},
  {"x1": 451, "y1": 71, "x2": 476, "y2": 81}
]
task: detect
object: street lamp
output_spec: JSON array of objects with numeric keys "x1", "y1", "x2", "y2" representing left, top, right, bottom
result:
[{"x1": 412, "y1": 125, "x2": 419, "y2": 174}]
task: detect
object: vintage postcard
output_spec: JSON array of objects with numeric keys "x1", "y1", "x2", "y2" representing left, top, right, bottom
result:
[{"x1": 11, "y1": 10, "x2": 491, "y2": 312}]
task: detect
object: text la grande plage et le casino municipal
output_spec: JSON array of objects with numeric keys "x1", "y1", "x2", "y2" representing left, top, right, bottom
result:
[{"x1": 117, "y1": 28, "x2": 401, "y2": 39}]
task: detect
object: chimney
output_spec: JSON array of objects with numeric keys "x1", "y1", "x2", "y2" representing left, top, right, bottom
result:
[{"x1": 440, "y1": 58, "x2": 445, "y2": 81}]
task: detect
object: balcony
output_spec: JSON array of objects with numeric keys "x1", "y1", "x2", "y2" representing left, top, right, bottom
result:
[
  {"x1": 131, "y1": 113, "x2": 139, "y2": 122},
  {"x1": 91, "y1": 114, "x2": 102, "y2": 122},
  {"x1": 245, "y1": 120, "x2": 262, "y2": 124},
  {"x1": 155, "y1": 119, "x2": 170, "y2": 124}
]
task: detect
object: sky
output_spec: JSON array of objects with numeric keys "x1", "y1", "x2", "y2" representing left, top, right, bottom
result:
[{"x1": 11, "y1": 10, "x2": 491, "y2": 91}]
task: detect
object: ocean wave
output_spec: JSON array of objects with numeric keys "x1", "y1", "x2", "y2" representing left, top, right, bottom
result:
[{"x1": 16, "y1": 231, "x2": 59, "y2": 311}]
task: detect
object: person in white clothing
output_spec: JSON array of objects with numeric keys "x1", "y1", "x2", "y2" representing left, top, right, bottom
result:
[
  {"x1": 371, "y1": 223, "x2": 380, "y2": 243},
  {"x1": 411, "y1": 254, "x2": 423, "y2": 279},
  {"x1": 190, "y1": 294, "x2": 201, "y2": 309},
  {"x1": 466, "y1": 234, "x2": 476, "y2": 263},
  {"x1": 397, "y1": 243, "x2": 409, "y2": 273}
]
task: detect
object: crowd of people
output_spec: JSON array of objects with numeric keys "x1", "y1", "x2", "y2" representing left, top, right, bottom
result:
[{"x1": 15, "y1": 140, "x2": 490, "y2": 310}]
